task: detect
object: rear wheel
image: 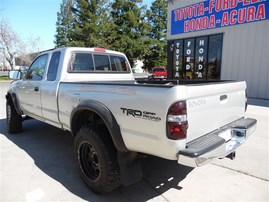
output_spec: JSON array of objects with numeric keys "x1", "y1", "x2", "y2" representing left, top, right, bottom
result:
[
  {"x1": 74, "y1": 125, "x2": 121, "y2": 194},
  {"x1": 6, "y1": 99, "x2": 22, "y2": 134}
]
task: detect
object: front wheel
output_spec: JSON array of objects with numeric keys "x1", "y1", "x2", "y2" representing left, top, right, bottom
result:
[
  {"x1": 6, "y1": 99, "x2": 22, "y2": 134},
  {"x1": 74, "y1": 126, "x2": 121, "y2": 194}
]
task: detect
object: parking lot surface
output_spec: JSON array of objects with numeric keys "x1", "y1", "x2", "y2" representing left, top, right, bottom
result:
[{"x1": 0, "y1": 81, "x2": 268, "y2": 201}]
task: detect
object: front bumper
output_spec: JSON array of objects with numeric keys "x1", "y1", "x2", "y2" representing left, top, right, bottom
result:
[{"x1": 178, "y1": 118, "x2": 257, "y2": 167}]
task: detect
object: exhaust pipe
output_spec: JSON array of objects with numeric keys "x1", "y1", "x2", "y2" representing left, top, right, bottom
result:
[{"x1": 226, "y1": 152, "x2": 236, "y2": 160}]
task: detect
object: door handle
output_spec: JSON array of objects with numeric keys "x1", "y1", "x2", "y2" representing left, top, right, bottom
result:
[
  {"x1": 34, "y1": 87, "x2": 39, "y2": 92},
  {"x1": 220, "y1": 95, "x2": 227, "y2": 101}
]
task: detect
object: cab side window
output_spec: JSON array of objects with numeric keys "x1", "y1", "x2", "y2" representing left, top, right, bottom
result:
[{"x1": 26, "y1": 54, "x2": 48, "y2": 80}]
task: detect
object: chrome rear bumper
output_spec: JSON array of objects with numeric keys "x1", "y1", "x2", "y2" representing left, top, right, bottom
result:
[{"x1": 178, "y1": 118, "x2": 257, "y2": 167}]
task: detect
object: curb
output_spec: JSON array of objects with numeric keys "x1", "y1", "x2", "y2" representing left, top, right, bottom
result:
[{"x1": 0, "y1": 80, "x2": 12, "y2": 83}]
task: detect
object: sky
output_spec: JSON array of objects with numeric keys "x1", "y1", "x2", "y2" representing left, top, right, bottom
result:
[{"x1": 0, "y1": 0, "x2": 154, "y2": 52}]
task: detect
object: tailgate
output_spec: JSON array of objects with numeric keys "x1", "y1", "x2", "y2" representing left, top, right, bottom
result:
[{"x1": 185, "y1": 81, "x2": 246, "y2": 142}]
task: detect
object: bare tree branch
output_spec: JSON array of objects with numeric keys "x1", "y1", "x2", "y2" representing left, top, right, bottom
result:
[
  {"x1": 0, "y1": 19, "x2": 41, "y2": 70},
  {"x1": 0, "y1": 19, "x2": 22, "y2": 69}
]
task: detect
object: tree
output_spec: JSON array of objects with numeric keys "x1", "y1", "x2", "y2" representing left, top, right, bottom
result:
[
  {"x1": 0, "y1": 19, "x2": 41, "y2": 69},
  {"x1": 68, "y1": 0, "x2": 112, "y2": 48},
  {"x1": 55, "y1": 0, "x2": 75, "y2": 47},
  {"x1": 0, "y1": 19, "x2": 21, "y2": 69},
  {"x1": 110, "y1": 0, "x2": 151, "y2": 66},
  {"x1": 143, "y1": 0, "x2": 167, "y2": 70},
  {"x1": 54, "y1": 0, "x2": 167, "y2": 69},
  {"x1": 17, "y1": 36, "x2": 41, "y2": 66}
]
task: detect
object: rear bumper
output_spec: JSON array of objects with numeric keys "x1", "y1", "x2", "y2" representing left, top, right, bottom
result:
[
  {"x1": 154, "y1": 76, "x2": 166, "y2": 78},
  {"x1": 178, "y1": 118, "x2": 257, "y2": 167}
]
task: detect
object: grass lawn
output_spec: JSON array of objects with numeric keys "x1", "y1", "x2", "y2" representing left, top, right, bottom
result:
[{"x1": 0, "y1": 76, "x2": 10, "y2": 80}]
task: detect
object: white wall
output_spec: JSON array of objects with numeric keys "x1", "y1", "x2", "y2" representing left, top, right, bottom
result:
[{"x1": 167, "y1": 0, "x2": 269, "y2": 99}]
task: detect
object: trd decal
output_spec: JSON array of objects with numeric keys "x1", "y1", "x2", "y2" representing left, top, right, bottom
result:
[{"x1": 120, "y1": 108, "x2": 161, "y2": 122}]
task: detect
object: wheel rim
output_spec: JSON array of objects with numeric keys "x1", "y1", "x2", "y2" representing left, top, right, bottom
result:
[{"x1": 79, "y1": 142, "x2": 101, "y2": 181}]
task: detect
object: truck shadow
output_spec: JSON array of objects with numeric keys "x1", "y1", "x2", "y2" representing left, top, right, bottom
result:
[{"x1": 0, "y1": 118, "x2": 193, "y2": 201}]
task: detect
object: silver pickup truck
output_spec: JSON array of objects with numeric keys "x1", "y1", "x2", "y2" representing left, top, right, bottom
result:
[{"x1": 6, "y1": 47, "x2": 257, "y2": 194}]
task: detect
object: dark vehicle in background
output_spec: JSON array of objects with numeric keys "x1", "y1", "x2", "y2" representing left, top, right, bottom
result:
[{"x1": 150, "y1": 67, "x2": 167, "y2": 79}]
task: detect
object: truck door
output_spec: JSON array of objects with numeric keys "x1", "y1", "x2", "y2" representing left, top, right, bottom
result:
[
  {"x1": 40, "y1": 51, "x2": 62, "y2": 128},
  {"x1": 16, "y1": 54, "x2": 49, "y2": 118}
]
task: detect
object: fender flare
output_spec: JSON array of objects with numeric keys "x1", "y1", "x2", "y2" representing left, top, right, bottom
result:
[
  {"x1": 70, "y1": 100, "x2": 129, "y2": 152},
  {"x1": 6, "y1": 92, "x2": 23, "y2": 115}
]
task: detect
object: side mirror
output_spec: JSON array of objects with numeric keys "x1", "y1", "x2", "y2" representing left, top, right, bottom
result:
[{"x1": 9, "y1": 70, "x2": 21, "y2": 80}]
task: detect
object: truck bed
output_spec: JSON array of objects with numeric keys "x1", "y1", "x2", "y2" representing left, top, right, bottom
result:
[
  {"x1": 62, "y1": 79, "x2": 236, "y2": 88},
  {"x1": 58, "y1": 79, "x2": 246, "y2": 160},
  {"x1": 135, "y1": 78, "x2": 235, "y2": 86}
]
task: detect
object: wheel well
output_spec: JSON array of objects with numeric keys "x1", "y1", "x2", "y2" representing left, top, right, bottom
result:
[
  {"x1": 71, "y1": 101, "x2": 129, "y2": 152},
  {"x1": 6, "y1": 92, "x2": 23, "y2": 115},
  {"x1": 6, "y1": 93, "x2": 11, "y2": 102},
  {"x1": 6, "y1": 93, "x2": 16, "y2": 110},
  {"x1": 71, "y1": 110, "x2": 107, "y2": 137}
]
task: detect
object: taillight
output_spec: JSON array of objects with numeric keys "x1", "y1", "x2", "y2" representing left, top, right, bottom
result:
[{"x1": 167, "y1": 101, "x2": 188, "y2": 140}]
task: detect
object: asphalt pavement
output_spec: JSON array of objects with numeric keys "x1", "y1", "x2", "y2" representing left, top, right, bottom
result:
[{"x1": 0, "y1": 81, "x2": 268, "y2": 201}]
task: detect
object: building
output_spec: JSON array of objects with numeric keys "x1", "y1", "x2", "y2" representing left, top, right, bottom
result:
[
  {"x1": 132, "y1": 60, "x2": 144, "y2": 73},
  {"x1": 167, "y1": 0, "x2": 269, "y2": 99}
]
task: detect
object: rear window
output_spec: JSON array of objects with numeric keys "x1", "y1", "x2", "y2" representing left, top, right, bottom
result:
[
  {"x1": 111, "y1": 56, "x2": 128, "y2": 71},
  {"x1": 69, "y1": 53, "x2": 94, "y2": 71},
  {"x1": 153, "y1": 68, "x2": 166, "y2": 72},
  {"x1": 94, "y1": 55, "x2": 110, "y2": 71},
  {"x1": 68, "y1": 52, "x2": 130, "y2": 73}
]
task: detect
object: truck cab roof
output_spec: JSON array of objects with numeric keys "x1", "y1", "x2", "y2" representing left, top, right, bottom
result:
[{"x1": 41, "y1": 47, "x2": 135, "y2": 82}]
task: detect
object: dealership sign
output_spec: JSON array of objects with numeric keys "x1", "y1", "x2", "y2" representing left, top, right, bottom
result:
[{"x1": 171, "y1": 0, "x2": 269, "y2": 35}]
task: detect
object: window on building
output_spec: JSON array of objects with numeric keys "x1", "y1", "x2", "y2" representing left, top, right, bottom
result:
[
  {"x1": 172, "y1": 34, "x2": 223, "y2": 80},
  {"x1": 195, "y1": 37, "x2": 208, "y2": 79},
  {"x1": 173, "y1": 40, "x2": 184, "y2": 79},
  {"x1": 208, "y1": 35, "x2": 222, "y2": 79},
  {"x1": 184, "y1": 38, "x2": 195, "y2": 79}
]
